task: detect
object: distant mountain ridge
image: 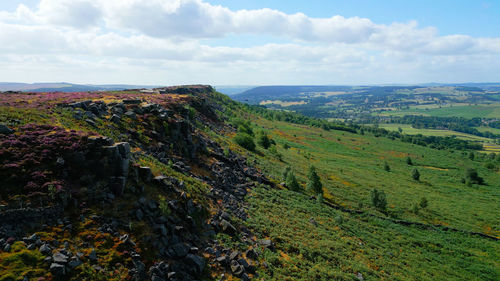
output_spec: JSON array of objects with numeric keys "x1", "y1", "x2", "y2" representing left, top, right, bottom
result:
[{"x1": 0, "y1": 82, "x2": 157, "y2": 92}]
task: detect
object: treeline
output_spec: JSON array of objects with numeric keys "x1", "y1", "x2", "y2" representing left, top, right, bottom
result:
[
  {"x1": 361, "y1": 115, "x2": 500, "y2": 139},
  {"x1": 244, "y1": 104, "x2": 357, "y2": 133},
  {"x1": 361, "y1": 126, "x2": 483, "y2": 150}
]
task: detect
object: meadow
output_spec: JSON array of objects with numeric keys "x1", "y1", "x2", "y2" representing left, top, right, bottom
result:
[{"x1": 379, "y1": 103, "x2": 500, "y2": 119}]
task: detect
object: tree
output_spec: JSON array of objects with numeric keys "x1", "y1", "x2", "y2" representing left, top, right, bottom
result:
[
  {"x1": 233, "y1": 133, "x2": 255, "y2": 151},
  {"x1": 370, "y1": 189, "x2": 387, "y2": 211},
  {"x1": 286, "y1": 170, "x2": 301, "y2": 191},
  {"x1": 412, "y1": 168, "x2": 420, "y2": 181},
  {"x1": 468, "y1": 151, "x2": 475, "y2": 160},
  {"x1": 406, "y1": 156, "x2": 413, "y2": 165},
  {"x1": 307, "y1": 165, "x2": 323, "y2": 196},
  {"x1": 419, "y1": 197, "x2": 428, "y2": 209},
  {"x1": 257, "y1": 133, "x2": 271, "y2": 149},
  {"x1": 465, "y1": 168, "x2": 484, "y2": 185},
  {"x1": 282, "y1": 166, "x2": 291, "y2": 181},
  {"x1": 384, "y1": 161, "x2": 390, "y2": 172}
]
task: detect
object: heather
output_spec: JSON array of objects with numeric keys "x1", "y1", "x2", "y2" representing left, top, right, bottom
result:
[
  {"x1": 0, "y1": 86, "x2": 498, "y2": 281},
  {"x1": 0, "y1": 124, "x2": 87, "y2": 197}
]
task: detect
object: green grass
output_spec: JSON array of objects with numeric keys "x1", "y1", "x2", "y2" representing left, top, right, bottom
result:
[
  {"x1": 475, "y1": 126, "x2": 500, "y2": 135},
  {"x1": 375, "y1": 124, "x2": 491, "y2": 142},
  {"x1": 246, "y1": 187, "x2": 500, "y2": 281},
  {"x1": 221, "y1": 115, "x2": 500, "y2": 280},
  {"x1": 379, "y1": 104, "x2": 500, "y2": 118}
]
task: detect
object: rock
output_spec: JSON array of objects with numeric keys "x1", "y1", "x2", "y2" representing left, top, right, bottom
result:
[
  {"x1": 27, "y1": 243, "x2": 36, "y2": 250},
  {"x1": 52, "y1": 252, "x2": 68, "y2": 264},
  {"x1": 139, "y1": 167, "x2": 153, "y2": 182},
  {"x1": 241, "y1": 273, "x2": 251, "y2": 281},
  {"x1": 136, "y1": 209, "x2": 144, "y2": 220},
  {"x1": 309, "y1": 217, "x2": 318, "y2": 226},
  {"x1": 3, "y1": 244, "x2": 11, "y2": 252},
  {"x1": 170, "y1": 243, "x2": 189, "y2": 259},
  {"x1": 110, "y1": 114, "x2": 121, "y2": 124},
  {"x1": 245, "y1": 249, "x2": 258, "y2": 260},
  {"x1": 230, "y1": 260, "x2": 244, "y2": 277},
  {"x1": 109, "y1": 176, "x2": 126, "y2": 196},
  {"x1": 123, "y1": 99, "x2": 142, "y2": 104},
  {"x1": 0, "y1": 124, "x2": 14, "y2": 135},
  {"x1": 220, "y1": 219, "x2": 237, "y2": 235},
  {"x1": 68, "y1": 256, "x2": 83, "y2": 269},
  {"x1": 85, "y1": 118, "x2": 96, "y2": 126},
  {"x1": 124, "y1": 111, "x2": 137, "y2": 120},
  {"x1": 88, "y1": 249, "x2": 97, "y2": 261},
  {"x1": 229, "y1": 251, "x2": 240, "y2": 261},
  {"x1": 50, "y1": 263, "x2": 66, "y2": 277},
  {"x1": 357, "y1": 272, "x2": 364, "y2": 280},
  {"x1": 151, "y1": 275, "x2": 165, "y2": 281},
  {"x1": 259, "y1": 239, "x2": 274, "y2": 250},
  {"x1": 184, "y1": 254, "x2": 205, "y2": 275},
  {"x1": 216, "y1": 255, "x2": 228, "y2": 266}
]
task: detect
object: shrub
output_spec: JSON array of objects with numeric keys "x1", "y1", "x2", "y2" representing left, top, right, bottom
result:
[
  {"x1": 371, "y1": 189, "x2": 387, "y2": 211},
  {"x1": 285, "y1": 170, "x2": 301, "y2": 191},
  {"x1": 282, "y1": 166, "x2": 291, "y2": 181},
  {"x1": 257, "y1": 134, "x2": 271, "y2": 149},
  {"x1": 406, "y1": 156, "x2": 413, "y2": 165},
  {"x1": 419, "y1": 197, "x2": 428, "y2": 209},
  {"x1": 468, "y1": 151, "x2": 475, "y2": 160},
  {"x1": 412, "y1": 168, "x2": 420, "y2": 181},
  {"x1": 307, "y1": 165, "x2": 323, "y2": 196},
  {"x1": 282, "y1": 143, "x2": 290, "y2": 149},
  {"x1": 233, "y1": 133, "x2": 255, "y2": 151},
  {"x1": 465, "y1": 168, "x2": 484, "y2": 185},
  {"x1": 384, "y1": 161, "x2": 390, "y2": 172}
]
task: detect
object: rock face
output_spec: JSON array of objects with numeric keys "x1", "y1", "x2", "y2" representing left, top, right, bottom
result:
[{"x1": 0, "y1": 124, "x2": 14, "y2": 135}]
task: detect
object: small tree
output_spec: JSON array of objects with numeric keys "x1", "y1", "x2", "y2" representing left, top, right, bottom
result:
[
  {"x1": 384, "y1": 161, "x2": 390, "y2": 172},
  {"x1": 406, "y1": 156, "x2": 413, "y2": 165},
  {"x1": 286, "y1": 170, "x2": 301, "y2": 191},
  {"x1": 419, "y1": 197, "x2": 428, "y2": 209},
  {"x1": 468, "y1": 151, "x2": 475, "y2": 160},
  {"x1": 234, "y1": 133, "x2": 255, "y2": 151},
  {"x1": 257, "y1": 134, "x2": 271, "y2": 149},
  {"x1": 412, "y1": 168, "x2": 420, "y2": 181},
  {"x1": 282, "y1": 166, "x2": 291, "y2": 181},
  {"x1": 465, "y1": 168, "x2": 484, "y2": 185},
  {"x1": 307, "y1": 165, "x2": 323, "y2": 196},
  {"x1": 370, "y1": 189, "x2": 387, "y2": 211}
]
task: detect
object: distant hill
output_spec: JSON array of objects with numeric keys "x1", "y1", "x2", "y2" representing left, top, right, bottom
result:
[
  {"x1": 214, "y1": 85, "x2": 255, "y2": 96},
  {"x1": 0, "y1": 82, "x2": 157, "y2": 92},
  {"x1": 233, "y1": 85, "x2": 354, "y2": 103}
]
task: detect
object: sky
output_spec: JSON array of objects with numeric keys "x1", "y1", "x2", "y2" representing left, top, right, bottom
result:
[{"x1": 0, "y1": 0, "x2": 499, "y2": 85}]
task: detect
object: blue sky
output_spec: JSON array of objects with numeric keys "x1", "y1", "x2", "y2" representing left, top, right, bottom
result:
[{"x1": 0, "y1": 0, "x2": 499, "y2": 85}]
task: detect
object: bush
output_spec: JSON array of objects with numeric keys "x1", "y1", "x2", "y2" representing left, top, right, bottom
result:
[
  {"x1": 282, "y1": 143, "x2": 290, "y2": 149},
  {"x1": 419, "y1": 197, "x2": 428, "y2": 209},
  {"x1": 282, "y1": 166, "x2": 291, "y2": 181},
  {"x1": 371, "y1": 189, "x2": 387, "y2": 211},
  {"x1": 258, "y1": 134, "x2": 271, "y2": 149},
  {"x1": 233, "y1": 133, "x2": 255, "y2": 151},
  {"x1": 307, "y1": 165, "x2": 323, "y2": 196},
  {"x1": 406, "y1": 156, "x2": 413, "y2": 165},
  {"x1": 465, "y1": 168, "x2": 484, "y2": 185},
  {"x1": 384, "y1": 161, "x2": 390, "y2": 172},
  {"x1": 286, "y1": 171, "x2": 301, "y2": 191},
  {"x1": 412, "y1": 168, "x2": 420, "y2": 181}
]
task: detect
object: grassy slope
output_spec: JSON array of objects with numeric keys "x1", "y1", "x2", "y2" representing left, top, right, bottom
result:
[
  {"x1": 217, "y1": 105, "x2": 500, "y2": 280},
  {"x1": 379, "y1": 104, "x2": 500, "y2": 118}
]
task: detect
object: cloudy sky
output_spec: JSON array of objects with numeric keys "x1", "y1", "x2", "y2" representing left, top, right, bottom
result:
[{"x1": 1, "y1": 0, "x2": 499, "y2": 85}]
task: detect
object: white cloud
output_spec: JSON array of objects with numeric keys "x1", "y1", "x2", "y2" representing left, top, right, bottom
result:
[{"x1": 0, "y1": 0, "x2": 499, "y2": 84}]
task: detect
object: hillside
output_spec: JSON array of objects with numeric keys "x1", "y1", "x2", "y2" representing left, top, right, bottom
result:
[{"x1": 0, "y1": 86, "x2": 499, "y2": 281}]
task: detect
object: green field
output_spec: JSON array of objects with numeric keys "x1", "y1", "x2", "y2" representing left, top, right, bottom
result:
[
  {"x1": 376, "y1": 124, "x2": 490, "y2": 141},
  {"x1": 475, "y1": 126, "x2": 500, "y2": 135},
  {"x1": 379, "y1": 104, "x2": 500, "y2": 118},
  {"x1": 219, "y1": 110, "x2": 500, "y2": 280}
]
